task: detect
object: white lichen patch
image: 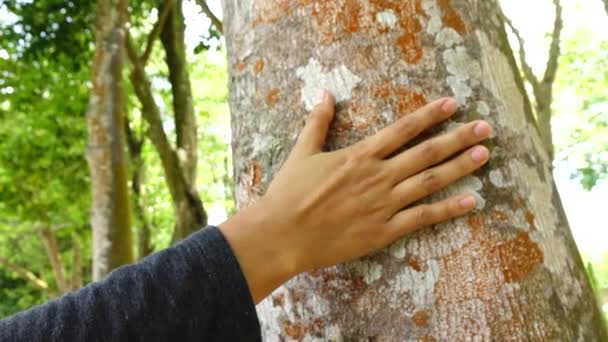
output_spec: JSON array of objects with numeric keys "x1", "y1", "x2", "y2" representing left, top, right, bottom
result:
[
  {"x1": 376, "y1": 9, "x2": 398, "y2": 29},
  {"x1": 477, "y1": 101, "x2": 491, "y2": 116},
  {"x1": 489, "y1": 169, "x2": 512, "y2": 188},
  {"x1": 348, "y1": 259, "x2": 384, "y2": 284},
  {"x1": 508, "y1": 160, "x2": 555, "y2": 231},
  {"x1": 251, "y1": 134, "x2": 274, "y2": 158},
  {"x1": 441, "y1": 175, "x2": 485, "y2": 209},
  {"x1": 436, "y1": 28, "x2": 463, "y2": 47},
  {"x1": 389, "y1": 238, "x2": 407, "y2": 259},
  {"x1": 296, "y1": 58, "x2": 362, "y2": 111},
  {"x1": 476, "y1": 31, "x2": 528, "y2": 135},
  {"x1": 387, "y1": 259, "x2": 441, "y2": 313},
  {"x1": 421, "y1": 0, "x2": 442, "y2": 35},
  {"x1": 381, "y1": 110, "x2": 395, "y2": 124},
  {"x1": 443, "y1": 47, "x2": 482, "y2": 104}
]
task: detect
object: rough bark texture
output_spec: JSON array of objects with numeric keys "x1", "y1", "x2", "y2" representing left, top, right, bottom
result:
[
  {"x1": 87, "y1": 0, "x2": 134, "y2": 281},
  {"x1": 222, "y1": 0, "x2": 607, "y2": 340}
]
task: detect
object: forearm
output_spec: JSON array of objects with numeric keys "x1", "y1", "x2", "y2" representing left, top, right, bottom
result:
[{"x1": 0, "y1": 227, "x2": 261, "y2": 342}]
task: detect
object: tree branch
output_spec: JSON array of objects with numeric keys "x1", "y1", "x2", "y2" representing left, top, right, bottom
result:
[
  {"x1": 141, "y1": 0, "x2": 178, "y2": 65},
  {"x1": 39, "y1": 226, "x2": 69, "y2": 294},
  {"x1": 195, "y1": 0, "x2": 223, "y2": 33},
  {"x1": 542, "y1": 0, "x2": 563, "y2": 86},
  {"x1": 503, "y1": 14, "x2": 539, "y2": 90},
  {"x1": 0, "y1": 257, "x2": 57, "y2": 297},
  {"x1": 603, "y1": 0, "x2": 608, "y2": 18}
]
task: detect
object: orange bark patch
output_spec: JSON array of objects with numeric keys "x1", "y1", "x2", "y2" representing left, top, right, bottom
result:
[
  {"x1": 525, "y1": 211, "x2": 537, "y2": 230},
  {"x1": 408, "y1": 258, "x2": 423, "y2": 272},
  {"x1": 494, "y1": 233, "x2": 544, "y2": 283},
  {"x1": 254, "y1": 0, "x2": 426, "y2": 64},
  {"x1": 420, "y1": 334, "x2": 438, "y2": 342},
  {"x1": 412, "y1": 310, "x2": 429, "y2": 327},
  {"x1": 438, "y1": 0, "x2": 467, "y2": 35},
  {"x1": 282, "y1": 318, "x2": 325, "y2": 341},
  {"x1": 272, "y1": 293, "x2": 285, "y2": 307},
  {"x1": 372, "y1": 82, "x2": 427, "y2": 118},
  {"x1": 254, "y1": 58, "x2": 265, "y2": 74},
  {"x1": 282, "y1": 321, "x2": 307, "y2": 340},
  {"x1": 435, "y1": 215, "x2": 544, "y2": 304},
  {"x1": 235, "y1": 60, "x2": 247, "y2": 72},
  {"x1": 266, "y1": 88, "x2": 281, "y2": 107},
  {"x1": 251, "y1": 161, "x2": 263, "y2": 186}
]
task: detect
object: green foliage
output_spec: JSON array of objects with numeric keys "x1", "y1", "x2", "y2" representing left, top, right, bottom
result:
[{"x1": 554, "y1": 29, "x2": 608, "y2": 190}]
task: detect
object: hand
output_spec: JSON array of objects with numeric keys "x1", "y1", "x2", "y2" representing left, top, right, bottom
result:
[{"x1": 219, "y1": 90, "x2": 492, "y2": 303}]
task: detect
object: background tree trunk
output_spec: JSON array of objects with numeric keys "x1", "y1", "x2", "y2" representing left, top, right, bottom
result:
[
  {"x1": 87, "y1": 0, "x2": 134, "y2": 281},
  {"x1": 125, "y1": 0, "x2": 207, "y2": 243},
  {"x1": 222, "y1": 0, "x2": 607, "y2": 340}
]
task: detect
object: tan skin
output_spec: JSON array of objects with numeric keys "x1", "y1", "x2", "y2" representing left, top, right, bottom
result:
[{"x1": 220, "y1": 90, "x2": 493, "y2": 303}]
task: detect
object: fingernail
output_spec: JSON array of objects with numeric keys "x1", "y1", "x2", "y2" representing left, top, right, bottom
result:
[
  {"x1": 471, "y1": 146, "x2": 489, "y2": 163},
  {"x1": 314, "y1": 89, "x2": 328, "y2": 106},
  {"x1": 441, "y1": 98, "x2": 458, "y2": 113},
  {"x1": 474, "y1": 122, "x2": 492, "y2": 138},
  {"x1": 459, "y1": 196, "x2": 476, "y2": 209}
]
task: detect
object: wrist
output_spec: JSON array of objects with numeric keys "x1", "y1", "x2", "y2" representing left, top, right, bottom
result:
[{"x1": 218, "y1": 200, "x2": 299, "y2": 303}]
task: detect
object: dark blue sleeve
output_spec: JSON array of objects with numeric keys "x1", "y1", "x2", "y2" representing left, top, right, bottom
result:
[{"x1": 0, "y1": 226, "x2": 261, "y2": 342}]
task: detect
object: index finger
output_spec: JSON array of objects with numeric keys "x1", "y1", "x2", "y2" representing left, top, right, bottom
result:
[{"x1": 359, "y1": 97, "x2": 458, "y2": 158}]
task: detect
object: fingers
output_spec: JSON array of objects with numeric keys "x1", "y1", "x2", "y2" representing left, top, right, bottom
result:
[
  {"x1": 383, "y1": 194, "x2": 477, "y2": 241},
  {"x1": 359, "y1": 97, "x2": 458, "y2": 158},
  {"x1": 387, "y1": 121, "x2": 493, "y2": 183},
  {"x1": 292, "y1": 90, "x2": 336, "y2": 157},
  {"x1": 391, "y1": 145, "x2": 490, "y2": 208}
]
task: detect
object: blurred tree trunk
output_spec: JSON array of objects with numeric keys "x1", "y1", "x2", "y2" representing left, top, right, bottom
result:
[
  {"x1": 160, "y1": 0, "x2": 207, "y2": 241},
  {"x1": 603, "y1": 0, "x2": 608, "y2": 17},
  {"x1": 222, "y1": 0, "x2": 607, "y2": 340},
  {"x1": 126, "y1": 0, "x2": 207, "y2": 243},
  {"x1": 86, "y1": 0, "x2": 134, "y2": 281},
  {"x1": 125, "y1": 121, "x2": 153, "y2": 259}
]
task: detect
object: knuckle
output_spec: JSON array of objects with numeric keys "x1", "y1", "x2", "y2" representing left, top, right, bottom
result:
[
  {"x1": 420, "y1": 141, "x2": 441, "y2": 162},
  {"x1": 413, "y1": 205, "x2": 432, "y2": 227},
  {"x1": 420, "y1": 170, "x2": 441, "y2": 192},
  {"x1": 398, "y1": 116, "x2": 420, "y2": 138}
]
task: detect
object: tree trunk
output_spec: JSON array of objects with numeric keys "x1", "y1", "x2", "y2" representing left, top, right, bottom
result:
[
  {"x1": 222, "y1": 0, "x2": 607, "y2": 340},
  {"x1": 160, "y1": 0, "x2": 207, "y2": 240},
  {"x1": 87, "y1": 0, "x2": 134, "y2": 281}
]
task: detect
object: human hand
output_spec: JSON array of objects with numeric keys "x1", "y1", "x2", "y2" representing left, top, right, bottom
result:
[{"x1": 219, "y1": 90, "x2": 492, "y2": 303}]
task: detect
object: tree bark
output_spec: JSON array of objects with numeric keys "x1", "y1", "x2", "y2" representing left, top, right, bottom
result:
[
  {"x1": 87, "y1": 0, "x2": 134, "y2": 281},
  {"x1": 222, "y1": 0, "x2": 607, "y2": 340}
]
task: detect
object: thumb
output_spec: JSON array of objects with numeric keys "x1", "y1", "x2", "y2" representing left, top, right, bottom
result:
[{"x1": 294, "y1": 90, "x2": 336, "y2": 157}]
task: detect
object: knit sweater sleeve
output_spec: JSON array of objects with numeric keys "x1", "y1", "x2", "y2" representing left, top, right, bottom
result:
[{"x1": 0, "y1": 226, "x2": 261, "y2": 342}]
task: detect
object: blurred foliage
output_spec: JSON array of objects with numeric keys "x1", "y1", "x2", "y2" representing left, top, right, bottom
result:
[
  {"x1": 554, "y1": 29, "x2": 608, "y2": 190},
  {"x1": 0, "y1": 0, "x2": 231, "y2": 317}
]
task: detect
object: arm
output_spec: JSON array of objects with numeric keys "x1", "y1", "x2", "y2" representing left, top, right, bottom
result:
[
  {"x1": 219, "y1": 90, "x2": 492, "y2": 303},
  {"x1": 0, "y1": 227, "x2": 260, "y2": 342}
]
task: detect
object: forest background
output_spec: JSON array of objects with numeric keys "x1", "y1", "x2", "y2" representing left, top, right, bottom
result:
[{"x1": 0, "y1": 0, "x2": 606, "y2": 322}]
